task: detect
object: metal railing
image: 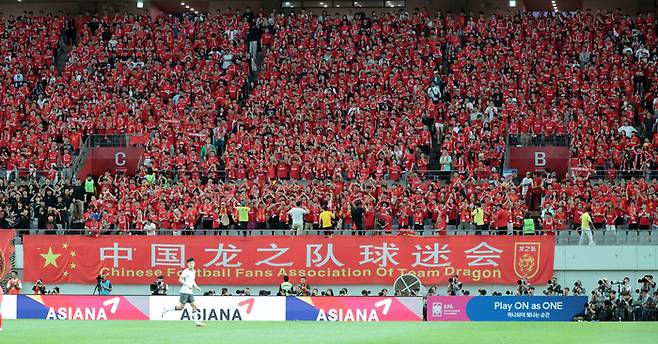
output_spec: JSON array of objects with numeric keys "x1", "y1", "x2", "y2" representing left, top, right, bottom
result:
[
  {"x1": 569, "y1": 167, "x2": 658, "y2": 180},
  {"x1": 0, "y1": 167, "x2": 71, "y2": 183},
  {"x1": 508, "y1": 134, "x2": 570, "y2": 147},
  {"x1": 88, "y1": 134, "x2": 129, "y2": 147},
  {"x1": 138, "y1": 169, "x2": 228, "y2": 182},
  {"x1": 70, "y1": 135, "x2": 91, "y2": 181},
  {"x1": 16, "y1": 225, "x2": 658, "y2": 246}
]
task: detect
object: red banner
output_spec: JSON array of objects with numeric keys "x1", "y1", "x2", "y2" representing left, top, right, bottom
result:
[
  {"x1": 0, "y1": 229, "x2": 14, "y2": 280},
  {"x1": 508, "y1": 146, "x2": 569, "y2": 176},
  {"x1": 23, "y1": 235, "x2": 555, "y2": 286},
  {"x1": 77, "y1": 147, "x2": 144, "y2": 178}
]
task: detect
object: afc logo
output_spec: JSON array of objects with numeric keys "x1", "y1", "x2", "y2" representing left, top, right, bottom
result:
[{"x1": 432, "y1": 302, "x2": 443, "y2": 317}]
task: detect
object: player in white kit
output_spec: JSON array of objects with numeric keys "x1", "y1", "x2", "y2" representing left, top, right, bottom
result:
[{"x1": 161, "y1": 257, "x2": 205, "y2": 326}]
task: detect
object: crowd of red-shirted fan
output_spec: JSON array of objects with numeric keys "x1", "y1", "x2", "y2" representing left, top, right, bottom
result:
[{"x1": 0, "y1": 5, "x2": 657, "y2": 324}]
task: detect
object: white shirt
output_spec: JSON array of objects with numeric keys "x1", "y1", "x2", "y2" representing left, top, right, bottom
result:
[
  {"x1": 521, "y1": 177, "x2": 533, "y2": 196},
  {"x1": 288, "y1": 207, "x2": 308, "y2": 225},
  {"x1": 180, "y1": 268, "x2": 195, "y2": 294},
  {"x1": 618, "y1": 125, "x2": 637, "y2": 138},
  {"x1": 439, "y1": 155, "x2": 452, "y2": 171},
  {"x1": 427, "y1": 85, "x2": 441, "y2": 101},
  {"x1": 144, "y1": 222, "x2": 157, "y2": 235}
]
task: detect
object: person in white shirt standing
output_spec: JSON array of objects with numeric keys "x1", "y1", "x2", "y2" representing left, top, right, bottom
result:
[
  {"x1": 144, "y1": 218, "x2": 157, "y2": 235},
  {"x1": 161, "y1": 258, "x2": 205, "y2": 326},
  {"x1": 288, "y1": 201, "x2": 309, "y2": 235},
  {"x1": 520, "y1": 172, "x2": 533, "y2": 207}
]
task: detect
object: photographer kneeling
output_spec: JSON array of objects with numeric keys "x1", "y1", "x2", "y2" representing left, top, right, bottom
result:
[{"x1": 150, "y1": 275, "x2": 168, "y2": 296}]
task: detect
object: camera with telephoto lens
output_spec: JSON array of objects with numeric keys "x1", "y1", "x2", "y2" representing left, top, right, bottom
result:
[
  {"x1": 478, "y1": 289, "x2": 487, "y2": 296},
  {"x1": 449, "y1": 277, "x2": 463, "y2": 289},
  {"x1": 544, "y1": 279, "x2": 562, "y2": 295},
  {"x1": 203, "y1": 290, "x2": 216, "y2": 296},
  {"x1": 235, "y1": 289, "x2": 245, "y2": 295},
  {"x1": 259, "y1": 290, "x2": 271, "y2": 296},
  {"x1": 517, "y1": 279, "x2": 530, "y2": 295},
  {"x1": 638, "y1": 275, "x2": 654, "y2": 284}
]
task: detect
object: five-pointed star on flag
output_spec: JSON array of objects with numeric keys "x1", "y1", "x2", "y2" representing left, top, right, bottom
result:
[
  {"x1": 70, "y1": 251, "x2": 77, "y2": 257},
  {"x1": 63, "y1": 271, "x2": 69, "y2": 277},
  {"x1": 40, "y1": 247, "x2": 61, "y2": 268},
  {"x1": 70, "y1": 263, "x2": 76, "y2": 269},
  {"x1": 62, "y1": 243, "x2": 69, "y2": 249}
]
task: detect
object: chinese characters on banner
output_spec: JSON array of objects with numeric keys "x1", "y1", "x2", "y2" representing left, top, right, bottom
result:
[{"x1": 23, "y1": 235, "x2": 554, "y2": 285}]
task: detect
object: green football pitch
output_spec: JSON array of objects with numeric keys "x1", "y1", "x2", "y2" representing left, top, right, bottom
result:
[{"x1": 2, "y1": 320, "x2": 657, "y2": 344}]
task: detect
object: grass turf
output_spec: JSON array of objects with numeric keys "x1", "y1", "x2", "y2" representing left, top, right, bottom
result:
[{"x1": 2, "y1": 320, "x2": 657, "y2": 344}]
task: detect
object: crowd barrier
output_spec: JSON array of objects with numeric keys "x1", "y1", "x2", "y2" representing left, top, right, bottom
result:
[
  {"x1": 1, "y1": 295, "x2": 587, "y2": 321},
  {"x1": 427, "y1": 296, "x2": 587, "y2": 321},
  {"x1": 2, "y1": 295, "x2": 422, "y2": 322}
]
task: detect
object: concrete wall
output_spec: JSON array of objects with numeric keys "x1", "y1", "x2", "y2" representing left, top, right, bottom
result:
[
  {"x1": 12, "y1": 244, "x2": 658, "y2": 296},
  {"x1": 209, "y1": 0, "x2": 266, "y2": 13},
  {"x1": 0, "y1": 0, "x2": 651, "y2": 16},
  {"x1": 0, "y1": 1, "x2": 80, "y2": 16},
  {"x1": 582, "y1": 0, "x2": 656, "y2": 14},
  {"x1": 0, "y1": 0, "x2": 160, "y2": 16}
]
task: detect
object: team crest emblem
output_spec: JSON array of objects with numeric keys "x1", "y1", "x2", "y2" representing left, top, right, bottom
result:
[
  {"x1": 0, "y1": 247, "x2": 6, "y2": 279},
  {"x1": 514, "y1": 242, "x2": 541, "y2": 279}
]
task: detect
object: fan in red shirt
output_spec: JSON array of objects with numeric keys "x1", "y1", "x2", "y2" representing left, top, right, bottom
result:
[
  {"x1": 605, "y1": 204, "x2": 618, "y2": 232},
  {"x1": 542, "y1": 213, "x2": 556, "y2": 236},
  {"x1": 434, "y1": 206, "x2": 448, "y2": 235},
  {"x1": 638, "y1": 205, "x2": 652, "y2": 230},
  {"x1": 492, "y1": 205, "x2": 510, "y2": 235}
]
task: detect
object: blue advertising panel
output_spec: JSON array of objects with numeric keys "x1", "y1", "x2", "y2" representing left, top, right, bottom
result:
[{"x1": 427, "y1": 296, "x2": 587, "y2": 321}]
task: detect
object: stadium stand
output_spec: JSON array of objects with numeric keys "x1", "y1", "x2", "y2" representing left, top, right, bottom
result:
[{"x1": 0, "y1": 8, "x2": 657, "y2": 242}]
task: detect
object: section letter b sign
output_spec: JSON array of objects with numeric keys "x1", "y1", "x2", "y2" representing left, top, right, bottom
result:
[
  {"x1": 534, "y1": 152, "x2": 546, "y2": 167},
  {"x1": 508, "y1": 147, "x2": 568, "y2": 176}
]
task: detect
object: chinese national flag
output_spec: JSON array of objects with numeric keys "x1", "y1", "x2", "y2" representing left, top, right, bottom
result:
[
  {"x1": 129, "y1": 133, "x2": 149, "y2": 146},
  {"x1": 0, "y1": 229, "x2": 15, "y2": 280},
  {"x1": 23, "y1": 235, "x2": 100, "y2": 284}
]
